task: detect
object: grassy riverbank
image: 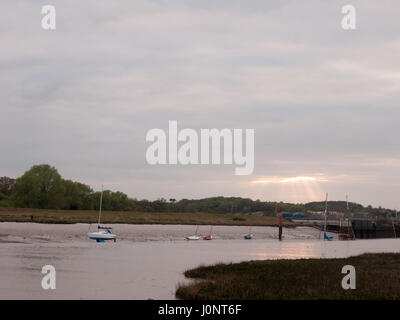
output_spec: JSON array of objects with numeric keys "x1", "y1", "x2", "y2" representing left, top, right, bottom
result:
[
  {"x1": 0, "y1": 207, "x2": 290, "y2": 226},
  {"x1": 176, "y1": 253, "x2": 400, "y2": 300}
]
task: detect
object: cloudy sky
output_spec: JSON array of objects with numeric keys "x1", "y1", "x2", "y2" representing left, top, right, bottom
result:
[{"x1": 1, "y1": 0, "x2": 400, "y2": 208}]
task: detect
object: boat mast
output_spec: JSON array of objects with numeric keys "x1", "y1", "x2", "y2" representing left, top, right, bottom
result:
[
  {"x1": 98, "y1": 185, "x2": 103, "y2": 227},
  {"x1": 324, "y1": 193, "x2": 328, "y2": 233}
]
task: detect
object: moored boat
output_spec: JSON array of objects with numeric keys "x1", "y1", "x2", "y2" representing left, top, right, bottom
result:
[
  {"x1": 319, "y1": 193, "x2": 333, "y2": 241},
  {"x1": 88, "y1": 185, "x2": 117, "y2": 243},
  {"x1": 244, "y1": 226, "x2": 253, "y2": 239},
  {"x1": 185, "y1": 226, "x2": 200, "y2": 240},
  {"x1": 203, "y1": 226, "x2": 213, "y2": 240},
  {"x1": 185, "y1": 235, "x2": 200, "y2": 240},
  {"x1": 338, "y1": 233, "x2": 353, "y2": 240},
  {"x1": 88, "y1": 227, "x2": 117, "y2": 242}
]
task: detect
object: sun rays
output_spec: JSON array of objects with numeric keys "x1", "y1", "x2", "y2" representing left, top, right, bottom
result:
[{"x1": 251, "y1": 176, "x2": 327, "y2": 203}]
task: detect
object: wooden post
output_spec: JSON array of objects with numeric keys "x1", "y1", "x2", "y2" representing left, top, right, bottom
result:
[{"x1": 278, "y1": 207, "x2": 283, "y2": 241}]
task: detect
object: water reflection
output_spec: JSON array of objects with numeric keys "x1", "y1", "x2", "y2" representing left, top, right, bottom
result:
[{"x1": 0, "y1": 224, "x2": 399, "y2": 299}]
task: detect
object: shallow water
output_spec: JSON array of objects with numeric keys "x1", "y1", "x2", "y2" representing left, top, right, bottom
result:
[{"x1": 0, "y1": 222, "x2": 399, "y2": 299}]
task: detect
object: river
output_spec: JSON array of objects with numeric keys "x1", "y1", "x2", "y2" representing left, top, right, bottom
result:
[{"x1": 0, "y1": 222, "x2": 399, "y2": 299}]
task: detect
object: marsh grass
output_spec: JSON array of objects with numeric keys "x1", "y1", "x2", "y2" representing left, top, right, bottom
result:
[
  {"x1": 0, "y1": 207, "x2": 289, "y2": 226},
  {"x1": 176, "y1": 253, "x2": 400, "y2": 300}
]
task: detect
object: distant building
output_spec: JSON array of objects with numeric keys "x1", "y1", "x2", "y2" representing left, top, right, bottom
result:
[
  {"x1": 306, "y1": 210, "x2": 344, "y2": 217},
  {"x1": 281, "y1": 212, "x2": 309, "y2": 218}
]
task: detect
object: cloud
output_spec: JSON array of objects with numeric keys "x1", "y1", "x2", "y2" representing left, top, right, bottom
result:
[{"x1": 1, "y1": 0, "x2": 400, "y2": 208}]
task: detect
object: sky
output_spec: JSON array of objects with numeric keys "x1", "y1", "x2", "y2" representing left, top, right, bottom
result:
[{"x1": 1, "y1": 0, "x2": 400, "y2": 208}]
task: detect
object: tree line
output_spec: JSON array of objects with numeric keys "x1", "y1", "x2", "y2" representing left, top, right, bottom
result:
[{"x1": 0, "y1": 164, "x2": 396, "y2": 216}]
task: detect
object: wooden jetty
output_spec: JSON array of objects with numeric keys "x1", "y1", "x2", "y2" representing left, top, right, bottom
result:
[{"x1": 292, "y1": 218, "x2": 400, "y2": 239}]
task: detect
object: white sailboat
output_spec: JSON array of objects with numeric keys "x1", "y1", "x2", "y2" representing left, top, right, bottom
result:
[
  {"x1": 88, "y1": 186, "x2": 117, "y2": 243},
  {"x1": 319, "y1": 193, "x2": 333, "y2": 241},
  {"x1": 185, "y1": 226, "x2": 200, "y2": 240}
]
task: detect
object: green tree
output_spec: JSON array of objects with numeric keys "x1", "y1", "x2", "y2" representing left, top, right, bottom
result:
[
  {"x1": 12, "y1": 164, "x2": 65, "y2": 209},
  {"x1": 0, "y1": 177, "x2": 15, "y2": 196},
  {"x1": 63, "y1": 180, "x2": 93, "y2": 210},
  {"x1": 90, "y1": 190, "x2": 131, "y2": 211}
]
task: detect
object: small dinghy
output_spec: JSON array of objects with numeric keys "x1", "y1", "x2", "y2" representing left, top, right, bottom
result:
[
  {"x1": 203, "y1": 226, "x2": 213, "y2": 240},
  {"x1": 323, "y1": 232, "x2": 333, "y2": 241},
  {"x1": 338, "y1": 233, "x2": 353, "y2": 240},
  {"x1": 244, "y1": 227, "x2": 253, "y2": 239},
  {"x1": 88, "y1": 185, "x2": 117, "y2": 243}
]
